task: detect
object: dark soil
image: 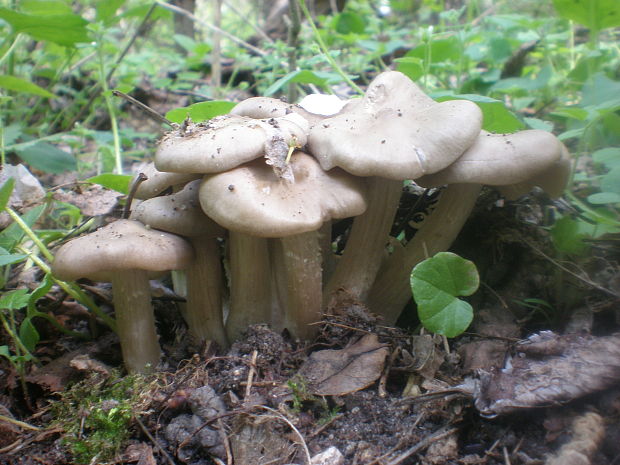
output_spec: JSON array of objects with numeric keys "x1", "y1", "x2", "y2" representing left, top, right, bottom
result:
[{"x1": 1, "y1": 192, "x2": 619, "y2": 465}]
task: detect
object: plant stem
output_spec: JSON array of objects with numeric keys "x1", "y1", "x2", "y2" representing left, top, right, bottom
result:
[
  {"x1": 0, "y1": 33, "x2": 21, "y2": 68},
  {"x1": 97, "y1": 45, "x2": 123, "y2": 174},
  {"x1": 297, "y1": 0, "x2": 364, "y2": 96},
  {"x1": 5, "y1": 207, "x2": 54, "y2": 262},
  {"x1": 0, "y1": 311, "x2": 38, "y2": 363},
  {"x1": 19, "y1": 247, "x2": 117, "y2": 331}
]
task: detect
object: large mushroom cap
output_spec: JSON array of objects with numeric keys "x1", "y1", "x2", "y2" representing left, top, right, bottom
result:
[
  {"x1": 134, "y1": 162, "x2": 200, "y2": 200},
  {"x1": 199, "y1": 152, "x2": 368, "y2": 238},
  {"x1": 155, "y1": 113, "x2": 309, "y2": 174},
  {"x1": 52, "y1": 219, "x2": 193, "y2": 282},
  {"x1": 231, "y1": 96, "x2": 344, "y2": 125},
  {"x1": 307, "y1": 71, "x2": 483, "y2": 180},
  {"x1": 416, "y1": 130, "x2": 570, "y2": 198},
  {"x1": 130, "y1": 180, "x2": 224, "y2": 238}
]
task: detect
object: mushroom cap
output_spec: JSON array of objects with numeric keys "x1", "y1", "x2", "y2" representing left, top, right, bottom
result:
[
  {"x1": 307, "y1": 71, "x2": 483, "y2": 180},
  {"x1": 134, "y1": 162, "x2": 200, "y2": 200},
  {"x1": 416, "y1": 130, "x2": 570, "y2": 198},
  {"x1": 130, "y1": 180, "x2": 225, "y2": 238},
  {"x1": 199, "y1": 152, "x2": 368, "y2": 238},
  {"x1": 231, "y1": 96, "x2": 326, "y2": 125},
  {"x1": 52, "y1": 219, "x2": 193, "y2": 282},
  {"x1": 155, "y1": 113, "x2": 309, "y2": 174}
]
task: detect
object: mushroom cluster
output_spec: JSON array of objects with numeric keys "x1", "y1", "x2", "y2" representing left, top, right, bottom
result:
[{"x1": 52, "y1": 71, "x2": 570, "y2": 372}]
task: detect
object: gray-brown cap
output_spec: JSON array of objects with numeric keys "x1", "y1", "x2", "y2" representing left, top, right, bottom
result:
[
  {"x1": 134, "y1": 162, "x2": 200, "y2": 200},
  {"x1": 199, "y1": 152, "x2": 368, "y2": 238},
  {"x1": 155, "y1": 113, "x2": 309, "y2": 174},
  {"x1": 416, "y1": 130, "x2": 570, "y2": 198},
  {"x1": 307, "y1": 71, "x2": 483, "y2": 180},
  {"x1": 131, "y1": 180, "x2": 224, "y2": 238},
  {"x1": 231, "y1": 96, "x2": 348, "y2": 125},
  {"x1": 52, "y1": 219, "x2": 193, "y2": 282}
]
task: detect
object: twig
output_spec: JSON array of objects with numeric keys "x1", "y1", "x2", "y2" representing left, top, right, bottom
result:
[
  {"x1": 112, "y1": 90, "x2": 173, "y2": 127},
  {"x1": 384, "y1": 426, "x2": 459, "y2": 465},
  {"x1": 155, "y1": 1, "x2": 269, "y2": 57},
  {"x1": 222, "y1": 0, "x2": 273, "y2": 43},
  {"x1": 244, "y1": 350, "x2": 258, "y2": 400},
  {"x1": 297, "y1": 0, "x2": 364, "y2": 95},
  {"x1": 253, "y1": 406, "x2": 312, "y2": 465},
  {"x1": 522, "y1": 238, "x2": 620, "y2": 298},
  {"x1": 65, "y1": 3, "x2": 158, "y2": 130},
  {"x1": 135, "y1": 416, "x2": 176, "y2": 465},
  {"x1": 123, "y1": 172, "x2": 148, "y2": 219},
  {"x1": 286, "y1": 0, "x2": 301, "y2": 102},
  {"x1": 307, "y1": 413, "x2": 343, "y2": 439},
  {"x1": 503, "y1": 446, "x2": 512, "y2": 465},
  {"x1": 211, "y1": 0, "x2": 223, "y2": 93},
  {"x1": 0, "y1": 414, "x2": 40, "y2": 431}
]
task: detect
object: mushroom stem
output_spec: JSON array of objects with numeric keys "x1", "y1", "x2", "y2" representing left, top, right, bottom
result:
[
  {"x1": 367, "y1": 183, "x2": 482, "y2": 324},
  {"x1": 272, "y1": 230, "x2": 322, "y2": 340},
  {"x1": 185, "y1": 236, "x2": 228, "y2": 348},
  {"x1": 111, "y1": 269, "x2": 161, "y2": 373},
  {"x1": 323, "y1": 177, "x2": 402, "y2": 302},
  {"x1": 226, "y1": 231, "x2": 272, "y2": 341}
]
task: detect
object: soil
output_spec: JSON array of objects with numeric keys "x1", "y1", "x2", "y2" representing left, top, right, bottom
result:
[{"x1": 1, "y1": 191, "x2": 619, "y2": 465}]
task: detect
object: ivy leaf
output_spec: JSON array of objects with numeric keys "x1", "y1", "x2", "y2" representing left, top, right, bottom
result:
[
  {"x1": 0, "y1": 289, "x2": 30, "y2": 310},
  {"x1": 410, "y1": 252, "x2": 479, "y2": 338},
  {"x1": 165, "y1": 100, "x2": 236, "y2": 124}
]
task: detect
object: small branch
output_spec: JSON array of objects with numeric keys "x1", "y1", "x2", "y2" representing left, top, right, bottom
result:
[
  {"x1": 123, "y1": 172, "x2": 148, "y2": 219},
  {"x1": 385, "y1": 426, "x2": 459, "y2": 465},
  {"x1": 222, "y1": 0, "x2": 274, "y2": 43},
  {"x1": 155, "y1": 0, "x2": 269, "y2": 57},
  {"x1": 135, "y1": 416, "x2": 176, "y2": 465},
  {"x1": 0, "y1": 413, "x2": 40, "y2": 431},
  {"x1": 112, "y1": 91, "x2": 173, "y2": 127}
]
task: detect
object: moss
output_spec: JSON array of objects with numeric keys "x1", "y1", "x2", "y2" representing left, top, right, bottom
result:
[{"x1": 50, "y1": 370, "x2": 146, "y2": 464}]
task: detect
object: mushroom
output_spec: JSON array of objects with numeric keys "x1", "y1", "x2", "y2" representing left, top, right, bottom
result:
[
  {"x1": 367, "y1": 130, "x2": 571, "y2": 324},
  {"x1": 52, "y1": 220, "x2": 193, "y2": 372},
  {"x1": 155, "y1": 113, "x2": 309, "y2": 174},
  {"x1": 307, "y1": 71, "x2": 483, "y2": 302},
  {"x1": 133, "y1": 162, "x2": 201, "y2": 200},
  {"x1": 130, "y1": 180, "x2": 228, "y2": 348},
  {"x1": 199, "y1": 152, "x2": 367, "y2": 340}
]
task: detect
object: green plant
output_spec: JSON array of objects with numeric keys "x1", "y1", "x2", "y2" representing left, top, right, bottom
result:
[
  {"x1": 51, "y1": 370, "x2": 146, "y2": 464},
  {"x1": 410, "y1": 252, "x2": 480, "y2": 338}
]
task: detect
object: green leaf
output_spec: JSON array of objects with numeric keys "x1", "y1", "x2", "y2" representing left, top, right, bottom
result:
[
  {"x1": 553, "y1": 0, "x2": 620, "y2": 31},
  {"x1": 264, "y1": 70, "x2": 340, "y2": 97},
  {"x1": 592, "y1": 147, "x2": 620, "y2": 169},
  {"x1": 165, "y1": 100, "x2": 236, "y2": 124},
  {"x1": 405, "y1": 36, "x2": 462, "y2": 64},
  {"x1": 333, "y1": 11, "x2": 366, "y2": 34},
  {"x1": 19, "y1": 317, "x2": 39, "y2": 352},
  {"x1": 0, "y1": 252, "x2": 27, "y2": 266},
  {"x1": 0, "y1": 177, "x2": 15, "y2": 211},
  {"x1": 0, "y1": 7, "x2": 90, "y2": 46},
  {"x1": 601, "y1": 167, "x2": 620, "y2": 195},
  {"x1": 524, "y1": 117, "x2": 554, "y2": 131},
  {"x1": 0, "y1": 289, "x2": 30, "y2": 310},
  {"x1": 96, "y1": 0, "x2": 125, "y2": 23},
  {"x1": 434, "y1": 93, "x2": 524, "y2": 133},
  {"x1": 587, "y1": 192, "x2": 620, "y2": 204},
  {"x1": 86, "y1": 174, "x2": 132, "y2": 195},
  {"x1": 550, "y1": 107, "x2": 589, "y2": 121},
  {"x1": 20, "y1": 1, "x2": 73, "y2": 15},
  {"x1": 410, "y1": 252, "x2": 479, "y2": 338},
  {"x1": 551, "y1": 216, "x2": 590, "y2": 254},
  {"x1": 0, "y1": 204, "x2": 45, "y2": 252},
  {"x1": 0, "y1": 345, "x2": 11, "y2": 360},
  {"x1": 0, "y1": 75, "x2": 55, "y2": 98},
  {"x1": 395, "y1": 57, "x2": 424, "y2": 81},
  {"x1": 15, "y1": 142, "x2": 76, "y2": 173}
]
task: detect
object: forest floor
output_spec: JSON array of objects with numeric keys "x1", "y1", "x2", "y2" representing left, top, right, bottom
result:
[{"x1": 0, "y1": 176, "x2": 619, "y2": 465}]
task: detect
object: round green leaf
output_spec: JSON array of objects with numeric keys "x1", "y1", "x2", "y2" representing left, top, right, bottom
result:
[{"x1": 410, "y1": 252, "x2": 479, "y2": 338}]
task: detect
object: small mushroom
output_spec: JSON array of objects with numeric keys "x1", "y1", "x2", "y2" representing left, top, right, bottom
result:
[
  {"x1": 52, "y1": 220, "x2": 193, "y2": 372},
  {"x1": 308, "y1": 71, "x2": 483, "y2": 302},
  {"x1": 368, "y1": 130, "x2": 571, "y2": 323},
  {"x1": 155, "y1": 113, "x2": 309, "y2": 174},
  {"x1": 130, "y1": 180, "x2": 228, "y2": 348},
  {"x1": 199, "y1": 152, "x2": 367, "y2": 340},
  {"x1": 133, "y1": 162, "x2": 201, "y2": 200}
]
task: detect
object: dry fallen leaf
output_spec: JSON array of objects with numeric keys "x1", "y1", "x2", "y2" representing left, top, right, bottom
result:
[
  {"x1": 472, "y1": 331, "x2": 620, "y2": 417},
  {"x1": 53, "y1": 184, "x2": 122, "y2": 217},
  {"x1": 297, "y1": 334, "x2": 389, "y2": 396}
]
